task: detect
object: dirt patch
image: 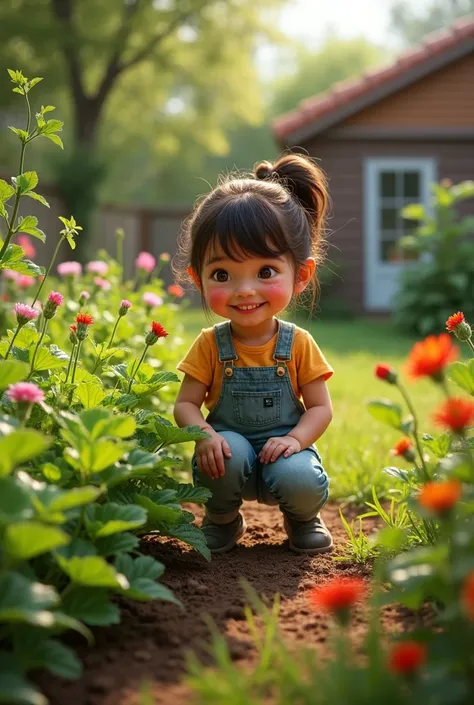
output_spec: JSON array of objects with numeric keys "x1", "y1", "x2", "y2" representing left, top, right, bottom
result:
[{"x1": 38, "y1": 502, "x2": 423, "y2": 705}]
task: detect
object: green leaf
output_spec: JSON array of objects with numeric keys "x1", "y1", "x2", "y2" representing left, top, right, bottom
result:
[
  {"x1": 80, "y1": 439, "x2": 130, "y2": 473},
  {"x1": 16, "y1": 172, "x2": 38, "y2": 195},
  {"x1": 135, "y1": 495, "x2": 183, "y2": 525},
  {"x1": 0, "y1": 430, "x2": 51, "y2": 477},
  {"x1": 0, "y1": 653, "x2": 47, "y2": 705},
  {"x1": 13, "y1": 630, "x2": 81, "y2": 680},
  {"x1": 57, "y1": 556, "x2": 129, "y2": 590},
  {"x1": 0, "y1": 572, "x2": 58, "y2": 626},
  {"x1": 24, "y1": 191, "x2": 50, "y2": 208},
  {"x1": 29, "y1": 346, "x2": 67, "y2": 372},
  {"x1": 42, "y1": 132, "x2": 64, "y2": 149},
  {"x1": 84, "y1": 502, "x2": 147, "y2": 539},
  {"x1": 40, "y1": 119, "x2": 63, "y2": 135},
  {"x1": 0, "y1": 477, "x2": 33, "y2": 524},
  {"x1": 115, "y1": 554, "x2": 181, "y2": 604},
  {"x1": 5, "y1": 522, "x2": 69, "y2": 560},
  {"x1": 164, "y1": 523, "x2": 211, "y2": 562},
  {"x1": 0, "y1": 179, "x2": 15, "y2": 202},
  {"x1": 401, "y1": 203, "x2": 426, "y2": 221},
  {"x1": 448, "y1": 360, "x2": 474, "y2": 396},
  {"x1": 151, "y1": 422, "x2": 209, "y2": 447},
  {"x1": 167, "y1": 481, "x2": 212, "y2": 504},
  {"x1": 16, "y1": 215, "x2": 45, "y2": 242},
  {"x1": 94, "y1": 532, "x2": 139, "y2": 556},
  {"x1": 75, "y1": 382, "x2": 106, "y2": 409},
  {"x1": 367, "y1": 399, "x2": 402, "y2": 430},
  {"x1": 61, "y1": 587, "x2": 120, "y2": 626},
  {"x1": 422, "y1": 433, "x2": 451, "y2": 459},
  {"x1": 0, "y1": 360, "x2": 29, "y2": 389},
  {"x1": 40, "y1": 485, "x2": 103, "y2": 512}
]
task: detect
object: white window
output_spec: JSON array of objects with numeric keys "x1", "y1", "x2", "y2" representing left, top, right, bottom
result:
[{"x1": 364, "y1": 157, "x2": 436, "y2": 311}]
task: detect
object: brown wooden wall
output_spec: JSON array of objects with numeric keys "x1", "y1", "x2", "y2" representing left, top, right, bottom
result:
[
  {"x1": 345, "y1": 52, "x2": 474, "y2": 127},
  {"x1": 302, "y1": 138, "x2": 474, "y2": 313}
]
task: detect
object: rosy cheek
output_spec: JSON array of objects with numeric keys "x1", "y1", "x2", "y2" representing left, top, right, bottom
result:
[
  {"x1": 207, "y1": 288, "x2": 228, "y2": 309},
  {"x1": 265, "y1": 283, "x2": 288, "y2": 302}
]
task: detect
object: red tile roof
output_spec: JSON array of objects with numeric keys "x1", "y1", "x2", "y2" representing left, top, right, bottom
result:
[{"x1": 273, "y1": 14, "x2": 474, "y2": 141}]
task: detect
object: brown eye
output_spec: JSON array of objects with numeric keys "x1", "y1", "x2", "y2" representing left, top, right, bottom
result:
[
  {"x1": 259, "y1": 266, "x2": 276, "y2": 279},
  {"x1": 212, "y1": 269, "x2": 228, "y2": 282}
]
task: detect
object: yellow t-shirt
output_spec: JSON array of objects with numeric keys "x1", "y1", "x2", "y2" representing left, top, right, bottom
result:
[{"x1": 177, "y1": 323, "x2": 333, "y2": 412}]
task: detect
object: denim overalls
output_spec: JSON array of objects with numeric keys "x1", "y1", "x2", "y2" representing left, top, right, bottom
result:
[{"x1": 192, "y1": 319, "x2": 329, "y2": 523}]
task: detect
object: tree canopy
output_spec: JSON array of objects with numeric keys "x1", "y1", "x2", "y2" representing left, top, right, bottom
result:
[{"x1": 390, "y1": 0, "x2": 474, "y2": 46}]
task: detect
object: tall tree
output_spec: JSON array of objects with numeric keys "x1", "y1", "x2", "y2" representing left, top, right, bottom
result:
[
  {"x1": 390, "y1": 0, "x2": 474, "y2": 46},
  {"x1": 0, "y1": 0, "x2": 285, "y2": 252}
]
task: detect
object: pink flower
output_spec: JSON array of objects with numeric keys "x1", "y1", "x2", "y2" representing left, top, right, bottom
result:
[
  {"x1": 17, "y1": 234, "x2": 36, "y2": 259},
  {"x1": 159, "y1": 252, "x2": 171, "y2": 262},
  {"x1": 3, "y1": 269, "x2": 19, "y2": 281},
  {"x1": 7, "y1": 382, "x2": 45, "y2": 404},
  {"x1": 17, "y1": 275, "x2": 35, "y2": 288},
  {"x1": 93, "y1": 277, "x2": 111, "y2": 291},
  {"x1": 87, "y1": 260, "x2": 109, "y2": 275},
  {"x1": 14, "y1": 302, "x2": 39, "y2": 325},
  {"x1": 48, "y1": 291, "x2": 63, "y2": 306},
  {"x1": 57, "y1": 261, "x2": 82, "y2": 277},
  {"x1": 135, "y1": 251, "x2": 156, "y2": 273},
  {"x1": 79, "y1": 290, "x2": 90, "y2": 303},
  {"x1": 142, "y1": 292, "x2": 163, "y2": 308},
  {"x1": 119, "y1": 299, "x2": 132, "y2": 316}
]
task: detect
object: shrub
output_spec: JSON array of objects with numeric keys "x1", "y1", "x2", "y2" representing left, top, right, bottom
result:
[{"x1": 393, "y1": 179, "x2": 474, "y2": 335}]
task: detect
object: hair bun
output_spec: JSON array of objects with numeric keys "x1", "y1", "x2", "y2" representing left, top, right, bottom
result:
[{"x1": 254, "y1": 160, "x2": 275, "y2": 181}]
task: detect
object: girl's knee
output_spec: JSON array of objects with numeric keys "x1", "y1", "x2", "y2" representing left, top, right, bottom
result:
[{"x1": 263, "y1": 452, "x2": 329, "y2": 502}]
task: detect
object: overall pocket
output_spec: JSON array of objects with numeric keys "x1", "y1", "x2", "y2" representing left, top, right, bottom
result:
[{"x1": 231, "y1": 389, "x2": 281, "y2": 426}]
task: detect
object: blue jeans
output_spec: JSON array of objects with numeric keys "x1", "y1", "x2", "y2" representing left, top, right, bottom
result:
[{"x1": 192, "y1": 430, "x2": 329, "y2": 524}]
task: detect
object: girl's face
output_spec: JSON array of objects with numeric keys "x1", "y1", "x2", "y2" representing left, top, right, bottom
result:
[{"x1": 191, "y1": 243, "x2": 314, "y2": 328}]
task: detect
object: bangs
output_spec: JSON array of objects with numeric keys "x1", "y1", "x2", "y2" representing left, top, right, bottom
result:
[{"x1": 207, "y1": 193, "x2": 291, "y2": 263}]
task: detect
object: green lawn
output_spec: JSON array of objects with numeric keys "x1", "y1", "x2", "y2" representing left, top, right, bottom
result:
[{"x1": 175, "y1": 309, "x2": 448, "y2": 506}]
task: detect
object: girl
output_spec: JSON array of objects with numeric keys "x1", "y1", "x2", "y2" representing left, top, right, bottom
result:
[{"x1": 173, "y1": 153, "x2": 334, "y2": 555}]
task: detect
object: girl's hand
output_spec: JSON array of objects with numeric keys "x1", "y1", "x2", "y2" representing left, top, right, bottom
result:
[
  {"x1": 259, "y1": 435, "x2": 301, "y2": 464},
  {"x1": 195, "y1": 431, "x2": 232, "y2": 479}
]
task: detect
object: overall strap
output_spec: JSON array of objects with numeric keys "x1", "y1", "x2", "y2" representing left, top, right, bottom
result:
[
  {"x1": 214, "y1": 321, "x2": 238, "y2": 362},
  {"x1": 273, "y1": 320, "x2": 295, "y2": 361}
]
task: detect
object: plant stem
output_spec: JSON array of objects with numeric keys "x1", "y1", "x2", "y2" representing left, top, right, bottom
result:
[
  {"x1": 31, "y1": 234, "x2": 65, "y2": 307},
  {"x1": 107, "y1": 316, "x2": 120, "y2": 350},
  {"x1": 28, "y1": 319, "x2": 48, "y2": 378},
  {"x1": 64, "y1": 342, "x2": 76, "y2": 383},
  {"x1": 127, "y1": 344, "x2": 149, "y2": 393},
  {"x1": 0, "y1": 93, "x2": 31, "y2": 264},
  {"x1": 71, "y1": 340, "x2": 83, "y2": 385},
  {"x1": 466, "y1": 338, "x2": 474, "y2": 357},
  {"x1": 4, "y1": 324, "x2": 22, "y2": 359},
  {"x1": 397, "y1": 380, "x2": 430, "y2": 481}
]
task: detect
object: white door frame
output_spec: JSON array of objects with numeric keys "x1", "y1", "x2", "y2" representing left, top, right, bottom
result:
[{"x1": 363, "y1": 157, "x2": 437, "y2": 311}]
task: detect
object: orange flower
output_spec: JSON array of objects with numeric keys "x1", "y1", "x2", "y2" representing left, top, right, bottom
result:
[
  {"x1": 309, "y1": 577, "x2": 365, "y2": 620},
  {"x1": 433, "y1": 397, "x2": 474, "y2": 433},
  {"x1": 418, "y1": 480, "x2": 461, "y2": 515},
  {"x1": 461, "y1": 571, "x2": 474, "y2": 621},
  {"x1": 406, "y1": 334, "x2": 458, "y2": 381},
  {"x1": 75, "y1": 313, "x2": 93, "y2": 326},
  {"x1": 151, "y1": 321, "x2": 168, "y2": 338},
  {"x1": 446, "y1": 311, "x2": 465, "y2": 332},
  {"x1": 388, "y1": 640, "x2": 426, "y2": 675},
  {"x1": 391, "y1": 437, "x2": 415, "y2": 462},
  {"x1": 168, "y1": 283, "x2": 185, "y2": 298}
]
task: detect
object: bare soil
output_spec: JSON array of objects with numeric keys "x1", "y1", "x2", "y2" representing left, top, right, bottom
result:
[{"x1": 39, "y1": 502, "x2": 424, "y2": 705}]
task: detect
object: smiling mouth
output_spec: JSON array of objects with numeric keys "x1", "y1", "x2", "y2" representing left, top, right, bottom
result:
[{"x1": 232, "y1": 303, "x2": 266, "y2": 311}]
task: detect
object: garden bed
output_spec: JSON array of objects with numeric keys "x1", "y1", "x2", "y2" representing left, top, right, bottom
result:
[{"x1": 38, "y1": 501, "x2": 426, "y2": 705}]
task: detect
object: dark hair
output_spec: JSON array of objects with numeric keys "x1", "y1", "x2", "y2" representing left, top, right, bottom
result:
[{"x1": 175, "y1": 152, "x2": 330, "y2": 312}]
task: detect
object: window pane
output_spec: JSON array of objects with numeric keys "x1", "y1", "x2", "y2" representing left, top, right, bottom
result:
[
  {"x1": 403, "y1": 217, "x2": 418, "y2": 235},
  {"x1": 381, "y1": 207, "x2": 397, "y2": 229},
  {"x1": 403, "y1": 171, "x2": 419, "y2": 198},
  {"x1": 380, "y1": 172, "x2": 396, "y2": 197}
]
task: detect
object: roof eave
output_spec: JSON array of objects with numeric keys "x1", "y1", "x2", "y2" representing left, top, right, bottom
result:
[{"x1": 275, "y1": 34, "x2": 474, "y2": 147}]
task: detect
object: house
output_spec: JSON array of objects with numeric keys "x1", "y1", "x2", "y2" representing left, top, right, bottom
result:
[{"x1": 272, "y1": 15, "x2": 474, "y2": 314}]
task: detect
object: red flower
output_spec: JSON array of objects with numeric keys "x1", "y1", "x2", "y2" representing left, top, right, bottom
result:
[
  {"x1": 446, "y1": 311, "x2": 465, "y2": 332},
  {"x1": 168, "y1": 283, "x2": 185, "y2": 298},
  {"x1": 461, "y1": 571, "x2": 474, "y2": 621},
  {"x1": 69, "y1": 324, "x2": 77, "y2": 333},
  {"x1": 375, "y1": 363, "x2": 397, "y2": 383},
  {"x1": 76, "y1": 313, "x2": 93, "y2": 326},
  {"x1": 433, "y1": 397, "x2": 474, "y2": 433},
  {"x1": 391, "y1": 437, "x2": 414, "y2": 460},
  {"x1": 418, "y1": 480, "x2": 461, "y2": 515},
  {"x1": 406, "y1": 334, "x2": 458, "y2": 381},
  {"x1": 151, "y1": 321, "x2": 168, "y2": 338},
  {"x1": 388, "y1": 640, "x2": 426, "y2": 675},
  {"x1": 309, "y1": 577, "x2": 366, "y2": 617}
]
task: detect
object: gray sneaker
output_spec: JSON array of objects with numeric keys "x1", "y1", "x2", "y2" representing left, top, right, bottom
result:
[
  {"x1": 283, "y1": 513, "x2": 334, "y2": 554},
  {"x1": 201, "y1": 512, "x2": 247, "y2": 553}
]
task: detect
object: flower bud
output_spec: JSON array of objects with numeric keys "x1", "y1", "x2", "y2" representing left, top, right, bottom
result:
[
  {"x1": 375, "y1": 363, "x2": 397, "y2": 384},
  {"x1": 43, "y1": 291, "x2": 63, "y2": 320},
  {"x1": 69, "y1": 324, "x2": 78, "y2": 345},
  {"x1": 446, "y1": 311, "x2": 472, "y2": 341},
  {"x1": 119, "y1": 299, "x2": 132, "y2": 317}
]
